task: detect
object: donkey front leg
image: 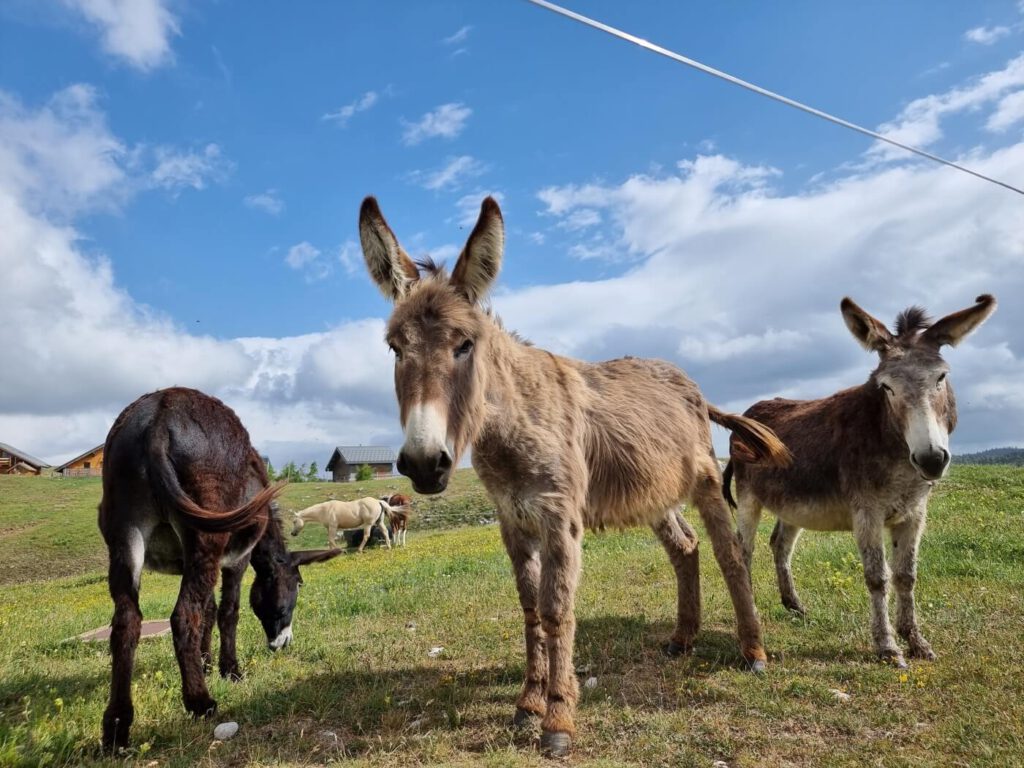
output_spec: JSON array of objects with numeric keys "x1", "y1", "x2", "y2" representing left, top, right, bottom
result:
[
  {"x1": 652, "y1": 509, "x2": 701, "y2": 656},
  {"x1": 890, "y1": 511, "x2": 935, "y2": 661},
  {"x1": 693, "y1": 473, "x2": 767, "y2": 671},
  {"x1": 499, "y1": 519, "x2": 548, "y2": 729},
  {"x1": 102, "y1": 532, "x2": 144, "y2": 751},
  {"x1": 171, "y1": 540, "x2": 222, "y2": 718},
  {"x1": 537, "y1": 512, "x2": 584, "y2": 757},
  {"x1": 217, "y1": 560, "x2": 247, "y2": 680},
  {"x1": 853, "y1": 512, "x2": 904, "y2": 667}
]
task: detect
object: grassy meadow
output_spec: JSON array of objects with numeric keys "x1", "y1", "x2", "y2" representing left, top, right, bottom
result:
[{"x1": 0, "y1": 466, "x2": 1022, "y2": 766}]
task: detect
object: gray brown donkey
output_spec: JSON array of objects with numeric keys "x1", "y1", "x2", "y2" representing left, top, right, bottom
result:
[
  {"x1": 724, "y1": 295, "x2": 996, "y2": 669},
  {"x1": 359, "y1": 196, "x2": 791, "y2": 756}
]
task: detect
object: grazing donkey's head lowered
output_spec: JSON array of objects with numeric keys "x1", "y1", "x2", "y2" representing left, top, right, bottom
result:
[
  {"x1": 359, "y1": 196, "x2": 503, "y2": 493},
  {"x1": 840, "y1": 294, "x2": 996, "y2": 480}
]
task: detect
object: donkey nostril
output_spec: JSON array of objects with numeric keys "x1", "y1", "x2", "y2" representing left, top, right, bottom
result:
[
  {"x1": 436, "y1": 451, "x2": 453, "y2": 473},
  {"x1": 940, "y1": 448, "x2": 951, "y2": 465},
  {"x1": 396, "y1": 451, "x2": 410, "y2": 476}
]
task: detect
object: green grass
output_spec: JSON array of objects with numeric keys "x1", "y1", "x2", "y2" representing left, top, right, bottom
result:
[{"x1": 0, "y1": 466, "x2": 1022, "y2": 766}]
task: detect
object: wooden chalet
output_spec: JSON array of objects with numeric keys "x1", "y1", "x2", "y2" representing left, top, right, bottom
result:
[
  {"x1": 0, "y1": 441, "x2": 50, "y2": 476},
  {"x1": 325, "y1": 446, "x2": 395, "y2": 482},
  {"x1": 55, "y1": 444, "x2": 105, "y2": 478}
]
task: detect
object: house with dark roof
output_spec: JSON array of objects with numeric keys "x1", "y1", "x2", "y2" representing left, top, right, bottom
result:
[
  {"x1": 325, "y1": 446, "x2": 395, "y2": 482},
  {"x1": 54, "y1": 444, "x2": 105, "y2": 478},
  {"x1": 0, "y1": 441, "x2": 51, "y2": 476}
]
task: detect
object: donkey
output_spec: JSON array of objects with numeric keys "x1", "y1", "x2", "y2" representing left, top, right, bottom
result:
[
  {"x1": 290, "y1": 497, "x2": 394, "y2": 550},
  {"x1": 381, "y1": 493, "x2": 412, "y2": 546},
  {"x1": 359, "y1": 195, "x2": 791, "y2": 756},
  {"x1": 723, "y1": 295, "x2": 996, "y2": 669},
  {"x1": 98, "y1": 388, "x2": 341, "y2": 751}
]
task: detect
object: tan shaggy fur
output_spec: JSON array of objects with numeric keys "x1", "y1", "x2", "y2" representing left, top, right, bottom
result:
[{"x1": 359, "y1": 195, "x2": 790, "y2": 755}]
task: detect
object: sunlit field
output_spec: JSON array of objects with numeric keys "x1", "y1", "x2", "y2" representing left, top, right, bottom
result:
[{"x1": 1, "y1": 466, "x2": 1022, "y2": 767}]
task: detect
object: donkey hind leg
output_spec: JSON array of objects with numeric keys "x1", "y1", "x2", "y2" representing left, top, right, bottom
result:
[
  {"x1": 499, "y1": 519, "x2": 548, "y2": 728},
  {"x1": 357, "y1": 524, "x2": 372, "y2": 552},
  {"x1": 102, "y1": 526, "x2": 145, "y2": 751},
  {"x1": 537, "y1": 509, "x2": 584, "y2": 757},
  {"x1": 692, "y1": 470, "x2": 767, "y2": 672},
  {"x1": 218, "y1": 560, "x2": 247, "y2": 680},
  {"x1": 735, "y1": 490, "x2": 763, "y2": 583},
  {"x1": 652, "y1": 508, "x2": 701, "y2": 656},
  {"x1": 200, "y1": 592, "x2": 217, "y2": 673},
  {"x1": 853, "y1": 512, "x2": 904, "y2": 668},
  {"x1": 890, "y1": 512, "x2": 935, "y2": 661},
  {"x1": 327, "y1": 523, "x2": 339, "y2": 550},
  {"x1": 171, "y1": 535, "x2": 223, "y2": 718},
  {"x1": 770, "y1": 521, "x2": 806, "y2": 615}
]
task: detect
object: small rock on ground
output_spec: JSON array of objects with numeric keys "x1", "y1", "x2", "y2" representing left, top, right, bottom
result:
[{"x1": 213, "y1": 721, "x2": 239, "y2": 741}]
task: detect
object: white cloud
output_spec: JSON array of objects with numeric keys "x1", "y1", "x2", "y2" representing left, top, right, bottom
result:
[
  {"x1": 987, "y1": 89, "x2": 1024, "y2": 131},
  {"x1": 964, "y1": 25, "x2": 1012, "y2": 45},
  {"x1": 284, "y1": 241, "x2": 331, "y2": 282},
  {"x1": 150, "y1": 143, "x2": 230, "y2": 192},
  {"x1": 337, "y1": 240, "x2": 361, "y2": 276},
  {"x1": 408, "y1": 155, "x2": 486, "y2": 190},
  {"x1": 61, "y1": 0, "x2": 179, "y2": 71},
  {"x1": 443, "y1": 25, "x2": 471, "y2": 45},
  {"x1": 322, "y1": 90, "x2": 379, "y2": 127},
  {"x1": 402, "y1": 103, "x2": 472, "y2": 145},
  {"x1": 867, "y1": 54, "x2": 1024, "y2": 162},
  {"x1": 244, "y1": 189, "x2": 284, "y2": 215}
]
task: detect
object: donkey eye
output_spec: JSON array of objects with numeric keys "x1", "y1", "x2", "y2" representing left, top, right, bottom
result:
[
  {"x1": 389, "y1": 343, "x2": 402, "y2": 360},
  {"x1": 880, "y1": 383, "x2": 894, "y2": 395},
  {"x1": 454, "y1": 339, "x2": 474, "y2": 359},
  {"x1": 937, "y1": 372, "x2": 947, "y2": 385}
]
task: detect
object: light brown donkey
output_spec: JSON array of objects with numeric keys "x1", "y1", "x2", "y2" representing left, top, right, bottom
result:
[
  {"x1": 359, "y1": 196, "x2": 791, "y2": 756},
  {"x1": 723, "y1": 295, "x2": 996, "y2": 669}
]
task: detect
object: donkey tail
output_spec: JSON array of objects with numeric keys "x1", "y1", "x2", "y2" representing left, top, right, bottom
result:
[
  {"x1": 149, "y1": 432, "x2": 286, "y2": 533},
  {"x1": 722, "y1": 460, "x2": 738, "y2": 509},
  {"x1": 708, "y1": 404, "x2": 792, "y2": 469}
]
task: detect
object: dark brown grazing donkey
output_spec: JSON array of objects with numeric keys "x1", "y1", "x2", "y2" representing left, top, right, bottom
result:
[
  {"x1": 724, "y1": 295, "x2": 996, "y2": 668},
  {"x1": 99, "y1": 387, "x2": 340, "y2": 751},
  {"x1": 359, "y1": 196, "x2": 791, "y2": 756}
]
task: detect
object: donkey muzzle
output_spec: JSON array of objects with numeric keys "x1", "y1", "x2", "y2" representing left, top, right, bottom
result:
[
  {"x1": 397, "y1": 448, "x2": 453, "y2": 494},
  {"x1": 911, "y1": 448, "x2": 950, "y2": 480}
]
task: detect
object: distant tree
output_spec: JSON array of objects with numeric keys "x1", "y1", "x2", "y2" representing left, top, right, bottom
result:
[
  {"x1": 356, "y1": 463, "x2": 374, "y2": 481},
  {"x1": 306, "y1": 461, "x2": 319, "y2": 482},
  {"x1": 280, "y1": 461, "x2": 305, "y2": 483},
  {"x1": 265, "y1": 459, "x2": 276, "y2": 481}
]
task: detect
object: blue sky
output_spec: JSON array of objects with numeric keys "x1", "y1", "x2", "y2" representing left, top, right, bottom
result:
[{"x1": 1, "y1": 0, "x2": 1023, "y2": 469}]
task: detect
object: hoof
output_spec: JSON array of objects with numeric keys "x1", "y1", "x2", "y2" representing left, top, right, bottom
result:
[
  {"x1": 220, "y1": 667, "x2": 244, "y2": 682},
  {"x1": 540, "y1": 730, "x2": 572, "y2": 758},
  {"x1": 663, "y1": 640, "x2": 693, "y2": 657},
  {"x1": 748, "y1": 658, "x2": 767, "y2": 674},
  {"x1": 101, "y1": 711, "x2": 132, "y2": 753},
  {"x1": 513, "y1": 707, "x2": 540, "y2": 730},
  {"x1": 909, "y1": 644, "x2": 936, "y2": 662},
  {"x1": 880, "y1": 650, "x2": 908, "y2": 670},
  {"x1": 186, "y1": 698, "x2": 218, "y2": 720}
]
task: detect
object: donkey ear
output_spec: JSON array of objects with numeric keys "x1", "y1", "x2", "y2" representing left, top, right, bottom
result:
[
  {"x1": 451, "y1": 197, "x2": 504, "y2": 303},
  {"x1": 921, "y1": 294, "x2": 996, "y2": 348},
  {"x1": 359, "y1": 196, "x2": 419, "y2": 301},
  {"x1": 841, "y1": 297, "x2": 894, "y2": 353},
  {"x1": 290, "y1": 549, "x2": 343, "y2": 567}
]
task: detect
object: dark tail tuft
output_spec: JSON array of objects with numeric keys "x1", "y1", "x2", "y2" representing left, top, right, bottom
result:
[
  {"x1": 149, "y1": 431, "x2": 285, "y2": 533},
  {"x1": 708, "y1": 405, "x2": 792, "y2": 468},
  {"x1": 722, "y1": 460, "x2": 737, "y2": 509}
]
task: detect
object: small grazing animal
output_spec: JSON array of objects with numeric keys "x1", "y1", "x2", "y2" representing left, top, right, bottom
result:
[
  {"x1": 724, "y1": 295, "x2": 996, "y2": 668},
  {"x1": 380, "y1": 493, "x2": 412, "y2": 546},
  {"x1": 291, "y1": 497, "x2": 393, "y2": 551},
  {"x1": 359, "y1": 195, "x2": 790, "y2": 756},
  {"x1": 98, "y1": 388, "x2": 340, "y2": 751}
]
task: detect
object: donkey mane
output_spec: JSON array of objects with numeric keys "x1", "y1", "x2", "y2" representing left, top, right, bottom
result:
[{"x1": 894, "y1": 305, "x2": 931, "y2": 339}]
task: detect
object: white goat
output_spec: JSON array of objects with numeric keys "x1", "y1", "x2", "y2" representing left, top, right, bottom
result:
[{"x1": 291, "y1": 497, "x2": 392, "y2": 551}]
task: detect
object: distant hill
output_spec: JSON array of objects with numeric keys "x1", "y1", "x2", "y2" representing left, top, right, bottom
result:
[{"x1": 953, "y1": 447, "x2": 1024, "y2": 466}]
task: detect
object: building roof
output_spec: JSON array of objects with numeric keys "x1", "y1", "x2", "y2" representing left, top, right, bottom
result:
[
  {"x1": 54, "y1": 444, "x2": 104, "y2": 472},
  {"x1": 326, "y1": 445, "x2": 396, "y2": 470},
  {"x1": 0, "y1": 441, "x2": 50, "y2": 469}
]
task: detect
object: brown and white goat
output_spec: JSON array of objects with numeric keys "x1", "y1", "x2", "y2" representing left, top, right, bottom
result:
[
  {"x1": 724, "y1": 295, "x2": 996, "y2": 668},
  {"x1": 359, "y1": 195, "x2": 790, "y2": 755},
  {"x1": 98, "y1": 387, "x2": 340, "y2": 751}
]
